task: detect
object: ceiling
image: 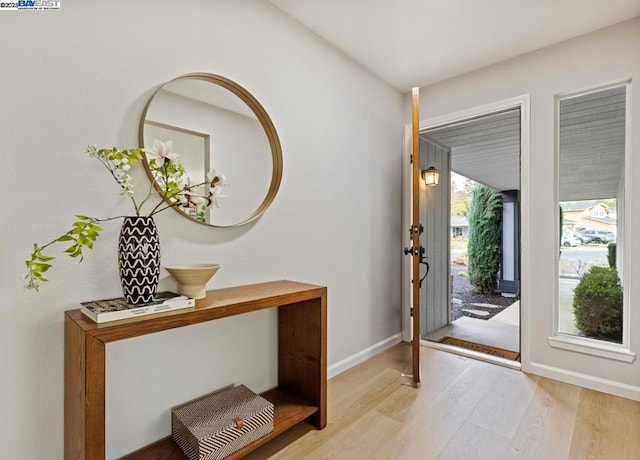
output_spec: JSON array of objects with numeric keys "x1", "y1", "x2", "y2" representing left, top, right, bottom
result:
[
  {"x1": 420, "y1": 86, "x2": 626, "y2": 196},
  {"x1": 559, "y1": 86, "x2": 626, "y2": 202},
  {"x1": 423, "y1": 109, "x2": 520, "y2": 191},
  {"x1": 268, "y1": 0, "x2": 640, "y2": 91},
  {"x1": 268, "y1": 1, "x2": 634, "y2": 195}
]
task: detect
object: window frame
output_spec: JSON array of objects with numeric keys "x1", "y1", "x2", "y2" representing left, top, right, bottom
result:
[{"x1": 551, "y1": 79, "x2": 635, "y2": 363}]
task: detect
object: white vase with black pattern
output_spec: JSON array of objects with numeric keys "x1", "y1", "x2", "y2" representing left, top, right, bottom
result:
[{"x1": 118, "y1": 216, "x2": 160, "y2": 305}]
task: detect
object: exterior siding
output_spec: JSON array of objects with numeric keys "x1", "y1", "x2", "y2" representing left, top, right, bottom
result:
[{"x1": 420, "y1": 137, "x2": 451, "y2": 336}]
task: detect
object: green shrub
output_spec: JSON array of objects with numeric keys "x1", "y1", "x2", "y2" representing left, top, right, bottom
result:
[
  {"x1": 572, "y1": 266, "x2": 622, "y2": 342},
  {"x1": 607, "y1": 242, "x2": 616, "y2": 268},
  {"x1": 467, "y1": 185, "x2": 502, "y2": 294}
]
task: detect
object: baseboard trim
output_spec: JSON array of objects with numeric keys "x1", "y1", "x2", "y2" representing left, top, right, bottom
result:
[
  {"x1": 328, "y1": 333, "x2": 403, "y2": 379},
  {"x1": 527, "y1": 361, "x2": 640, "y2": 401}
]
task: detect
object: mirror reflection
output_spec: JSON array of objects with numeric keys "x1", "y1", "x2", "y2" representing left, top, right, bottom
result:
[{"x1": 140, "y1": 74, "x2": 282, "y2": 227}]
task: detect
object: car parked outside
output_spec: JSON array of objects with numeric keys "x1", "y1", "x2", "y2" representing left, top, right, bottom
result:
[
  {"x1": 574, "y1": 231, "x2": 593, "y2": 244},
  {"x1": 562, "y1": 235, "x2": 582, "y2": 247},
  {"x1": 575, "y1": 229, "x2": 615, "y2": 244}
]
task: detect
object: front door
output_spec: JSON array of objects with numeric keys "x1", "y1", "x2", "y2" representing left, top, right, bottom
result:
[
  {"x1": 406, "y1": 90, "x2": 451, "y2": 383},
  {"x1": 408, "y1": 88, "x2": 422, "y2": 385}
]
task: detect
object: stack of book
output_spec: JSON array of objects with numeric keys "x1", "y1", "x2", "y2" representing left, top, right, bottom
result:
[{"x1": 80, "y1": 291, "x2": 195, "y2": 323}]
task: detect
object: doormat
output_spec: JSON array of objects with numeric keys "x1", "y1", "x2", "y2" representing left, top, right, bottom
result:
[{"x1": 439, "y1": 337, "x2": 520, "y2": 361}]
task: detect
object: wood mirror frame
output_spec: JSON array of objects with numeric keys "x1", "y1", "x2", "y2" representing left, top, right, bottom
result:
[{"x1": 139, "y1": 73, "x2": 283, "y2": 227}]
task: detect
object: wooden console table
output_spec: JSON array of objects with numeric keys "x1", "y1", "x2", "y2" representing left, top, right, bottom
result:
[{"x1": 64, "y1": 280, "x2": 327, "y2": 459}]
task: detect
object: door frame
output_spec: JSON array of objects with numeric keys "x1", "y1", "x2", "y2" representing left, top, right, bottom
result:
[{"x1": 401, "y1": 94, "x2": 531, "y2": 367}]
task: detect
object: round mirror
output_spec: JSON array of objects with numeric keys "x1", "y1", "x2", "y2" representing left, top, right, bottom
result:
[{"x1": 139, "y1": 73, "x2": 282, "y2": 227}]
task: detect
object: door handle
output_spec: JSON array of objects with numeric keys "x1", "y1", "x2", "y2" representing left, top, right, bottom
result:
[{"x1": 403, "y1": 246, "x2": 424, "y2": 256}]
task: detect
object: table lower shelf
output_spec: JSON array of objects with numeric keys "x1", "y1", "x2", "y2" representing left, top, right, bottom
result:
[{"x1": 122, "y1": 388, "x2": 319, "y2": 459}]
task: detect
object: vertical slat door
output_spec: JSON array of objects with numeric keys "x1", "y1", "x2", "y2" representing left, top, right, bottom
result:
[{"x1": 420, "y1": 136, "x2": 451, "y2": 337}]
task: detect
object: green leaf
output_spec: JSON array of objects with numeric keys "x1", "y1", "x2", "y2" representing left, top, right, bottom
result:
[{"x1": 37, "y1": 263, "x2": 52, "y2": 273}]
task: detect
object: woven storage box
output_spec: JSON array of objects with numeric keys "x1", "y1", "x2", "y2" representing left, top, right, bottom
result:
[{"x1": 172, "y1": 384, "x2": 274, "y2": 460}]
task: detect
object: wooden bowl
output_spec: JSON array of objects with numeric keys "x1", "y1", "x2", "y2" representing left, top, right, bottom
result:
[{"x1": 164, "y1": 264, "x2": 220, "y2": 299}]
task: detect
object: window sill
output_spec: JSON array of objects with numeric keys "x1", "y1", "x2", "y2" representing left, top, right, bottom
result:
[{"x1": 548, "y1": 335, "x2": 636, "y2": 363}]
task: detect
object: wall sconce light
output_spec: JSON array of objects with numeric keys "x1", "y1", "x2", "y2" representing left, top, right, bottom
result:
[{"x1": 421, "y1": 166, "x2": 440, "y2": 186}]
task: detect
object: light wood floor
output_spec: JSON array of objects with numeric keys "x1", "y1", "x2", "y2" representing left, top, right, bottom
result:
[{"x1": 245, "y1": 343, "x2": 640, "y2": 460}]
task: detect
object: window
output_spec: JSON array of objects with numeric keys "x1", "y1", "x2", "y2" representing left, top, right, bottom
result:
[{"x1": 556, "y1": 84, "x2": 628, "y2": 348}]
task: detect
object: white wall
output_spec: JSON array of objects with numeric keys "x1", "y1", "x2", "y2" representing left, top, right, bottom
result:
[
  {"x1": 0, "y1": 1, "x2": 403, "y2": 458},
  {"x1": 411, "y1": 19, "x2": 640, "y2": 398}
]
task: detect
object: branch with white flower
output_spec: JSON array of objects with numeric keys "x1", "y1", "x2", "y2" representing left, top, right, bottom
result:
[
  {"x1": 88, "y1": 145, "x2": 144, "y2": 213},
  {"x1": 142, "y1": 141, "x2": 229, "y2": 216},
  {"x1": 24, "y1": 140, "x2": 229, "y2": 291}
]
